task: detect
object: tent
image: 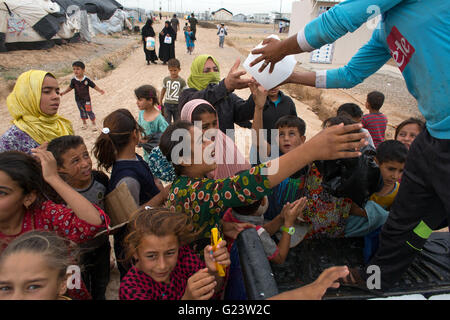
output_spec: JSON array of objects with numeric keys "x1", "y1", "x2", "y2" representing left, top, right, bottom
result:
[{"x1": 0, "y1": 0, "x2": 128, "y2": 52}]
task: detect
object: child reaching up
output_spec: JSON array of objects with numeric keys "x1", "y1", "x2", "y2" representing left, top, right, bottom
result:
[
  {"x1": 159, "y1": 113, "x2": 367, "y2": 250},
  {"x1": 135, "y1": 85, "x2": 169, "y2": 163},
  {"x1": 119, "y1": 207, "x2": 230, "y2": 300},
  {"x1": 60, "y1": 61, "x2": 105, "y2": 131},
  {"x1": 0, "y1": 150, "x2": 109, "y2": 299},
  {"x1": 47, "y1": 135, "x2": 111, "y2": 300},
  {"x1": 0, "y1": 150, "x2": 108, "y2": 248},
  {"x1": 0, "y1": 231, "x2": 80, "y2": 300}
]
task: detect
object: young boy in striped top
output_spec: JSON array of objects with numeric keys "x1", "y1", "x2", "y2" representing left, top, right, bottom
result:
[{"x1": 362, "y1": 91, "x2": 387, "y2": 148}]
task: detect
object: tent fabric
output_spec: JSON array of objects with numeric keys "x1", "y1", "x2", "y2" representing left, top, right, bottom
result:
[{"x1": 0, "y1": 0, "x2": 126, "y2": 51}]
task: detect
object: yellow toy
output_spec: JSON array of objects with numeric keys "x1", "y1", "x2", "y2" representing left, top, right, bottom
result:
[{"x1": 211, "y1": 227, "x2": 226, "y2": 277}]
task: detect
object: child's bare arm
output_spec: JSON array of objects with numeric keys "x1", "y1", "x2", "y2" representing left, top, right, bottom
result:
[
  {"x1": 160, "y1": 88, "x2": 166, "y2": 105},
  {"x1": 31, "y1": 144, "x2": 103, "y2": 226},
  {"x1": 94, "y1": 86, "x2": 105, "y2": 95},
  {"x1": 262, "y1": 214, "x2": 284, "y2": 236},
  {"x1": 268, "y1": 266, "x2": 349, "y2": 300},
  {"x1": 349, "y1": 202, "x2": 367, "y2": 217},
  {"x1": 60, "y1": 86, "x2": 73, "y2": 96},
  {"x1": 249, "y1": 81, "x2": 271, "y2": 155},
  {"x1": 271, "y1": 198, "x2": 307, "y2": 264}
]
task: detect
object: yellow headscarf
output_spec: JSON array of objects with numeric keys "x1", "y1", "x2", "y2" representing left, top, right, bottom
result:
[
  {"x1": 187, "y1": 55, "x2": 221, "y2": 91},
  {"x1": 6, "y1": 70, "x2": 74, "y2": 145}
]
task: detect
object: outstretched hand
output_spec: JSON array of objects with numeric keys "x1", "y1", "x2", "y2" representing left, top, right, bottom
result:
[
  {"x1": 224, "y1": 58, "x2": 254, "y2": 92},
  {"x1": 303, "y1": 266, "x2": 350, "y2": 299},
  {"x1": 249, "y1": 37, "x2": 285, "y2": 73},
  {"x1": 282, "y1": 197, "x2": 307, "y2": 226},
  {"x1": 248, "y1": 80, "x2": 268, "y2": 108},
  {"x1": 307, "y1": 123, "x2": 368, "y2": 161}
]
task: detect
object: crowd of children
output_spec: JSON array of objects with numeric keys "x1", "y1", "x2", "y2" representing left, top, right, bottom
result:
[{"x1": 0, "y1": 31, "x2": 433, "y2": 301}]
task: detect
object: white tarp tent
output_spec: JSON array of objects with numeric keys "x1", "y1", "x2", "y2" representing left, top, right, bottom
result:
[{"x1": 0, "y1": 0, "x2": 129, "y2": 52}]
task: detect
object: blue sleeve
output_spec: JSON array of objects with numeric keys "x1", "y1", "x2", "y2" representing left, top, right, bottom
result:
[
  {"x1": 304, "y1": 0, "x2": 403, "y2": 49},
  {"x1": 325, "y1": 27, "x2": 391, "y2": 88}
]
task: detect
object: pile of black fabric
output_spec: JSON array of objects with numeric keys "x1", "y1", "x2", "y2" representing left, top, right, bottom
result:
[{"x1": 314, "y1": 144, "x2": 383, "y2": 207}]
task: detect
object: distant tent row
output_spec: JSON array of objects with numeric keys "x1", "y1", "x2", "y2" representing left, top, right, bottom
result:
[{"x1": 0, "y1": 0, "x2": 133, "y2": 52}]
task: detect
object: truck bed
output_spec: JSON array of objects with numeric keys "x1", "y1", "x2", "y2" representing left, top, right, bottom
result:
[{"x1": 236, "y1": 229, "x2": 450, "y2": 300}]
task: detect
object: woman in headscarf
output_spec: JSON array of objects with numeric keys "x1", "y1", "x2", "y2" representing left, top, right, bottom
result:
[
  {"x1": 0, "y1": 70, "x2": 74, "y2": 154},
  {"x1": 141, "y1": 19, "x2": 158, "y2": 65},
  {"x1": 181, "y1": 99, "x2": 250, "y2": 179},
  {"x1": 178, "y1": 55, "x2": 255, "y2": 140},
  {"x1": 158, "y1": 21, "x2": 176, "y2": 65}
]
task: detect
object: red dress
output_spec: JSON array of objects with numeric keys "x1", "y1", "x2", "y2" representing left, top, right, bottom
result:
[{"x1": 0, "y1": 200, "x2": 110, "y2": 300}]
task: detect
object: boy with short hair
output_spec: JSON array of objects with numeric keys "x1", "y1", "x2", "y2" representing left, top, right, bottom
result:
[
  {"x1": 361, "y1": 91, "x2": 387, "y2": 148},
  {"x1": 60, "y1": 61, "x2": 105, "y2": 131},
  {"x1": 160, "y1": 58, "x2": 187, "y2": 123},
  {"x1": 370, "y1": 140, "x2": 408, "y2": 210},
  {"x1": 251, "y1": 109, "x2": 308, "y2": 222},
  {"x1": 47, "y1": 135, "x2": 111, "y2": 300}
]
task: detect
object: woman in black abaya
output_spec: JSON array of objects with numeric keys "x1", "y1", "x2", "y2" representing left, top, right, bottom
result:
[
  {"x1": 141, "y1": 19, "x2": 158, "y2": 65},
  {"x1": 158, "y1": 21, "x2": 176, "y2": 65}
]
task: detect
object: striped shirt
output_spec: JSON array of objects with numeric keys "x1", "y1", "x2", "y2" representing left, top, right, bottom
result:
[{"x1": 362, "y1": 113, "x2": 388, "y2": 148}]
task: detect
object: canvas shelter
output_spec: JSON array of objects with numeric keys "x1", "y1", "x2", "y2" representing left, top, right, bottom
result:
[{"x1": 0, "y1": 0, "x2": 128, "y2": 52}]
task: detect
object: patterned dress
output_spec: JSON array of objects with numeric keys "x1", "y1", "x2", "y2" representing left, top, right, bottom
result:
[
  {"x1": 0, "y1": 125, "x2": 39, "y2": 154},
  {"x1": 119, "y1": 245, "x2": 205, "y2": 300},
  {"x1": 300, "y1": 164, "x2": 352, "y2": 239},
  {"x1": 166, "y1": 164, "x2": 271, "y2": 240},
  {"x1": 0, "y1": 200, "x2": 110, "y2": 300}
]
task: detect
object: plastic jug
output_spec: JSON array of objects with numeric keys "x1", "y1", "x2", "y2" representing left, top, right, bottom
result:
[{"x1": 243, "y1": 34, "x2": 297, "y2": 90}]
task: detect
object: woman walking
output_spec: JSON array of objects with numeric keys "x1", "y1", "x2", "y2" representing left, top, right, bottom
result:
[
  {"x1": 141, "y1": 19, "x2": 158, "y2": 65},
  {"x1": 158, "y1": 21, "x2": 176, "y2": 65}
]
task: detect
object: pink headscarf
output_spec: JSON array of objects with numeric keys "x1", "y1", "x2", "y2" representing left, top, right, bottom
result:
[{"x1": 181, "y1": 99, "x2": 251, "y2": 179}]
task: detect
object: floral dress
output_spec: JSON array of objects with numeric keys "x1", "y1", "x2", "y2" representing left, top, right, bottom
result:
[
  {"x1": 0, "y1": 125, "x2": 39, "y2": 154},
  {"x1": 300, "y1": 164, "x2": 352, "y2": 239},
  {"x1": 166, "y1": 164, "x2": 271, "y2": 240}
]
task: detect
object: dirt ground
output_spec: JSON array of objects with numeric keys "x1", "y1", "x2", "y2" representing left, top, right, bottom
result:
[{"x1": 0, "y1": 21, "x2": 428, "y2": 300}]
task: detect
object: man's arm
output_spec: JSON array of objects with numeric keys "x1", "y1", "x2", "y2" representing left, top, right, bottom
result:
[
  {"x1": 251, "y1": 0, "x2": 401, "y2": 72},
  {"x1": 286, "y1": 27, "x2": 391, "y2": 89}
]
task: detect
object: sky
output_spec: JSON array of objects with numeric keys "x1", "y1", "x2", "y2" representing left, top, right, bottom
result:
[{"x1": 117, "y1": 0, "x2": 297, "y2": 15}]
